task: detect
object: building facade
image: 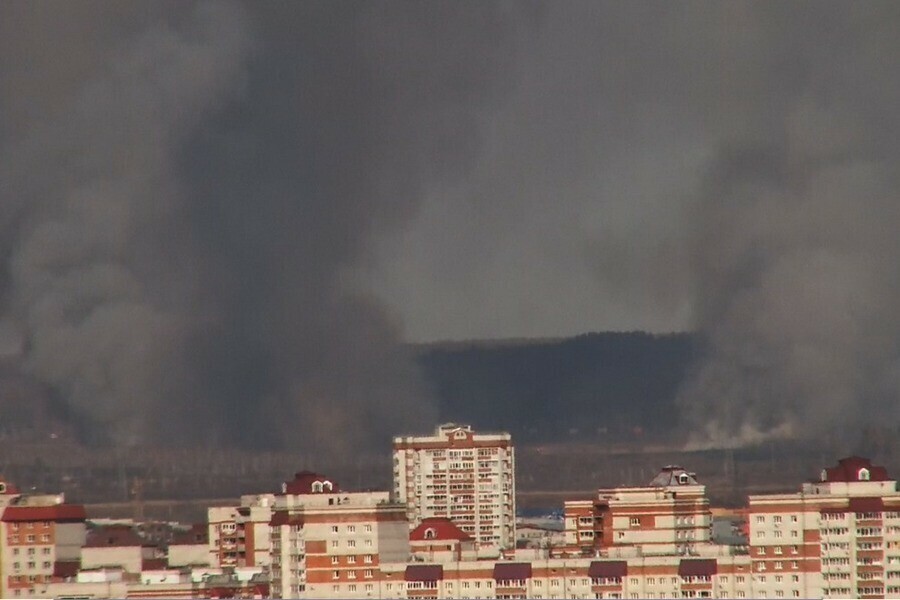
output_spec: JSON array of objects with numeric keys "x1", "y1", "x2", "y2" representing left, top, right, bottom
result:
[
  {"x1": 208, "y1": 493, "x2": 275, "y2": 569},
  {"x1": 269, "y1": 471, "x2": 409, "y2": 599},
  {"x1": 747, "y1": 456, "x2": 900, "y2": 600},
  {"x1": 393, "y1": 424, "x2": 515, "y2": 552},
  {"x1": 565, "y1": 466, "x2": 712, "y2": 557},
  {"x1": 0, "y1": 487, "x2": 86, "y2": 598}
]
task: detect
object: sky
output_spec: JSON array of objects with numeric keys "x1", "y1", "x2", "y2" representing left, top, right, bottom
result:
[{"x1": 2, "y1": 1, "x2": 900, "y2": 450}]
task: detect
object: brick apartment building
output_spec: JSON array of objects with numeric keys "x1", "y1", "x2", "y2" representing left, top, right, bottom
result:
[
  {"x1": 747, "y1": 455, "x2": 900, "y2": 600},
  {"x1": 268, "y1": 471, "x2": 409, "y2": 598},
  {"x1": 0, "y1": 478, "x2": 86, "y2": 598},
  {"x1": 564, "y1": 465, "x2": 712, "y2": 557},
  {"x1": 393, "y1": 424, "x2": 515, "y2": 552},
  {"x1": 208, "y1": 493, "x2": 275, "y2": 569}
]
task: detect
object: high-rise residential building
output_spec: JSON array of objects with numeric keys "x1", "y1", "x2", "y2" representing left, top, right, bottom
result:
[
  {"x1": 564, "y1": 465, "x2": 712, "y2": 557},
  {"x1": 269, "y1": 471, "x2": 409, "y2": 599},
  {"x1": 392, "y1": 423, "x2": 515, "y2": 552},
  {"x1": 747, "y1": 455, "x2": 900, "y2": 600}
]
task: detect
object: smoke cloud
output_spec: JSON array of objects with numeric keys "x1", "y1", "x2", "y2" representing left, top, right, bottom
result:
[
  {"x1": 0, "y1": 1, "x2": 527, "y2": 453},
  {"x1": 3, "y1": 2, "x2": 900, "y2": 452}
]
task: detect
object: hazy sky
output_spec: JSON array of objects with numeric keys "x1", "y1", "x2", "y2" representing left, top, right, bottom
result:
[{"x1": 2, "y1": 1, "x2": 900, "y2": 449}]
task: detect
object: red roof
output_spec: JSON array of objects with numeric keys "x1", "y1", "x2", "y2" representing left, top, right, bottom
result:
[
  {"x1": 589, "y1": 560, "x2": 627, "y2": 578},
  {"x1": 410, "y1": 517, "x2": 472, "y2": 542},
  {"x1": 493, "y1": 562, "x2": 533, "y2": 581},
  {"x1": 679, "y1": 559, "x2": 717, "y2": 577},
  {"x1": 85, "y1": 525, "x2": 147, "y2": 548},
  {"x1": 281, "y1": 471, "x2": 340, "y2": 495},
  {"x1": 850, "y1": 497, "x2": 885, "y2": 513},
  {"x1": 142, "y1": 557, "x2": 168, "y2": 571},
  {"x1": 405, "y1": 564, "x2": 443, "y2": 582},
  {"x1": 2, "y1": 504, "x2": 86, "y2": 523},
  {"x1": 823, "y1": 457, "x2": 890, "y2": 483}
]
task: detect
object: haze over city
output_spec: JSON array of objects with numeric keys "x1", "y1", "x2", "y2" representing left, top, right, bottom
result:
[{"x1": 2, "y1": 2, "x2": 900, "y2": 459}]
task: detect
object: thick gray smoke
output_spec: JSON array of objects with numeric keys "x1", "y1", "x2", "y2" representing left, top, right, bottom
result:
[
  {"x1": 0, "y1": 2, "x2": 526, "y2": 453},
  {"x1": 362, "y1": 3, "x2": 900, "y2": 447},
  {"x1": 3, "y1": 2, "x2": 900, "y2": 452},
  {"x1": 674, "y1": 5, "x2": 900, "y2": 447}
]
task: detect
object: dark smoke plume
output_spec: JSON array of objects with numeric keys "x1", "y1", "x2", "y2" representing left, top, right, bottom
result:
[
  {"x1": 0, "y1": 2, "x2": 527, "y2": 453},
  {"x1": 674, "y1": 5, "x2": 900, "y2": 447}
]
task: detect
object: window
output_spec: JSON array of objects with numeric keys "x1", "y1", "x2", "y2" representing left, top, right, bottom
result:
[
  {"x1": 791, "y1": 515, "x2": 798, "y2": 523},
  {"x1": 333, "y1": 570, "x2": 340, "y2": 579},
  {"x1": 348, "y1": 556, "x2": 356, "y2": 564},
  {"x1": 756, "y1": 516, "x2": 765, "y2": 523},
  {"x1": 348, "y1": 584, "x2": 357, "y2": 592},
  {"x1": 331, "y1": 556, "x2": 339, "y2": 565},
  {"x1": 365, "y1": 569, "x2": 373, "y2": 578},
  {"x1": 630, "y1": 517, "x2": 640, "y2": 527},
  {"x1": 859, "y1": 468, "x2": 871, "y2": 481},
  {"x1": 330, "y1": 540, "x2": 338, "y2": 548},
  {"x1": 42, "y1": 562, "x2": 50, "y2": 569},
  {"x1": 41, "y1": 548, "x2": 50, "y2": 555},
  {"x1": 364, "y1": 555, "x2": 373, "y2": 563},
  {"x1": 331, "y1": 525, "x2": 339, "y2": 533},
  {"x1": 348, "y1": 540, "x2": 356, "y2": 548},
  {"x1": 26, "y1": 535, "x2": 35, "y2": 543},
  {"x1": 365, "y1": 524, "x2": 372, "y2": 533},
  {"x1": 774, "y1": 516, "x2": 782, "y2": 524},
  {"x1": 348, "y1": 525, "x2": 356, "y2": 533}
]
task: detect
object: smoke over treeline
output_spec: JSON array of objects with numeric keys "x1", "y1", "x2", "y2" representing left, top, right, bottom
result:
[
  {"x1": 0, "y1": 2, "x2": 530, "y2": 453},
  {"x1": 2, "y1": 2, "x2": 900, "y2": 453}
]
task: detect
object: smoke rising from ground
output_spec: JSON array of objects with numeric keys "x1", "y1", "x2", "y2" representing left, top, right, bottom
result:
[
  {"x1": 0, "y1": 2, "x2": 527, "y2": 452},
  {"x1": 2, "y1": 3, "x2": 900, "y2": 451}
]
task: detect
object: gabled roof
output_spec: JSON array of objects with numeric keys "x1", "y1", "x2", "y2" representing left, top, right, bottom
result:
[
  {"x1": 281, "y1": 471, "x2": 340, "y2": 495},
  {"x1": 822, "y1": 456, "x2": 890, "y2": 483},
  {"x1": 410, "y1": 517, "x2": 472, "y2": 542}
]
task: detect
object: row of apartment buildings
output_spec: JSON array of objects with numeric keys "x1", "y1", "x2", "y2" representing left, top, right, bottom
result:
[{"x1": 4, "y1": 424, "x2": 900, "y2": 599}]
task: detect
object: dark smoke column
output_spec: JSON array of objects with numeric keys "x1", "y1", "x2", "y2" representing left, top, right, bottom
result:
[{"x1": 0, "y1": 2, "x2": 526, "y2": 456}]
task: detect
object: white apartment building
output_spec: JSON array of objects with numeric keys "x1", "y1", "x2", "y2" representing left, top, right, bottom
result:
[
  {"x1": 748, "y1": 456, "x2": 900, "y2": 600},
  {"x1": 269, "y1": 471, "x2": 409, "y2": 599},
  {"x1": 393, "y1": 424, "x2": 515, "y2": 552}
]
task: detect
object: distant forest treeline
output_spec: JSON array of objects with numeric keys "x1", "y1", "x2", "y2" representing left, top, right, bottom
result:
[{"x1": 413, "y1": 332, "x2": 697, "y2": 444}]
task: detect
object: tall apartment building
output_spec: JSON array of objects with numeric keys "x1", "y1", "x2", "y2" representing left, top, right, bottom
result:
[
  {"x1": 564, "y1": 465, "x2": 712, "y2": 557},
  {"x1": 0, "y1": 479, "x2": 86, "y2": 599},
  {"x1": 747, "y1": 455, "x2": 900, "y2": 600},
  {"x1": 208, "y1": 492, "x2": 275, "y2": 569},
  {"x1": 393, "y1": 424, "x2": 515, "y2": 552},
  {"x1": 269, "y1": 471, "x2": 409, "y2": 599}
]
